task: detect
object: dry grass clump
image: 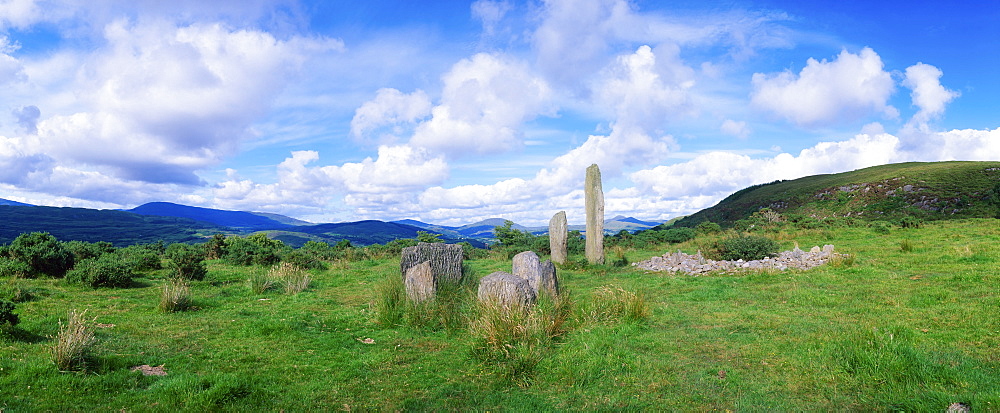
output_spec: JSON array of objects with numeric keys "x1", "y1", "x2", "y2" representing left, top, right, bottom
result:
[
  {"x1": 52, "y1": 309, "x2": 97, "y2": 371},
  {"x1": 160, "y1": 278, "x2": 192, "y2": 312},
  {"x1": 269, "y1": 262, "x2": 312, "y2": 295}
]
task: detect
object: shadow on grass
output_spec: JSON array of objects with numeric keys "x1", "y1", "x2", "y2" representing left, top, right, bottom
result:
[{"x1": 0, "y1": 326, "x2": 49, "y2": 344}]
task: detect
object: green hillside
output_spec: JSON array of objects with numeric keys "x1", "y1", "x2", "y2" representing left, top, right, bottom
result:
[{"x1": 674, "y1": 161, "x2": 1000, "y2": 228}]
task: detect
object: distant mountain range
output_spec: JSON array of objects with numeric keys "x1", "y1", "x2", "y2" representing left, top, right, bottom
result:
[{"x1": 0, "y1": 198, "x2": 661, "y2": 247}]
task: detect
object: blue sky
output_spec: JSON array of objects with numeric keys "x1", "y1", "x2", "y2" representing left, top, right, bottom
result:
[{"x1": 1, "y1": 0, "x2": 997, "y2": 225}]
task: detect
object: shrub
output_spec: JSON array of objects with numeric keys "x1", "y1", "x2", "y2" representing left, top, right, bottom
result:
[
  {"x1": 117, "y1": 245, "x2": 163, "y2": 272},
  {"x1": 52, "y1": 309, "x2": 97, "y2": 371},
  {"x1": 0, "y1": 299, "x2": 19, "y2": 329},
  {"x1": 718, "y1": 235, "x2": 779, "y2": 261},
  {"x1": 281, "y1": 250, "x2": 327, "y2": 271},
  {"x1": 223, "y1": 236, "x2": 282, "y2": 266},
  {"x1": 204, "y1": 233, "x2": 227, "y2": 260},
  {"x1": 62, "y1": 241, "x2": 115, "y2": 262},
  {"x1": 66, "y1": 255, "x2": 134, "y2": 288},
  {"x1": 166, "y1": 243, "x2": 207, "y2": 281},
  {"x1": 898, "y1": 216, "x2": 923, "y2": 229},
  {"x1": 870, "y1": 220, "x2": 892, "y2": 235},
  {"x1": 160, "y1": 278, "x2": 192, "y2": 312},
  {"x1": 7, "y1": 232, "x2": 74, "y2": 278},
  {"x1": 0, "y1": 275, "x2": 32, "y2": 302},
  {"x1": 659, "y1": 227, "x2": 696, "y2": 244},
  {"x1": 0, "y1": 258, "x2": 31, "y2": 278},
  {"x1": 695, "y1": 221, "x2": 722, "y2": 235}
]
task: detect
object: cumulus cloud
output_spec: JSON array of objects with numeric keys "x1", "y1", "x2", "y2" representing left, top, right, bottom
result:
[
  {"x1": 902, "y1": 62, "x2": 959, "y2": 129},
  {"x1": 751, "y1": 47, "x2": 897, "y2": 127},
  {"x1": 214, "y1": 145, "x2": 448, "y2": 214},
  {"x1": 409, "y1": 53, "x2": 553, "y2": 156},
  {"x1": 0, "y1": 36, "x2": 25, "y2": 84},
  {"x1": 17, "y1": 20, "x2": 340, "y2": 189},
  {"x1": 471, "y1": 0, "x2": 512, "y2": 37},
  {"x1": 349, "y1": 88, "x2": 432, "y2": 144}
]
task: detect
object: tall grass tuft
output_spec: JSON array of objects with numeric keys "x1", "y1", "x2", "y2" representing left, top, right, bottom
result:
[
  {"x1": 247, "y1": 269, "x2": 276, "y2": 295},
  {"x1": 52, "y1": 309, "x2": 97, "y2": 371},
  {"x1": 0, "y1": 274, "x2": 32, "y2": 302},
  {"x1": 469, "y1": 299, "x2": 547, "y2": 386},
  {"x1": 899, "y1": 239, "x2": 915, "y2": 253},
  {"x1": 374, "y1": 270, "x2": 406, "y2": 326},
  {"x1": 580, "y1": 285, "x2": 651, "y2": 324},
  {"x1": 160, "y1": 278, "x2": 192, "y2": 312},
  {"x1": 373, "y1": 268, "x2": 474, "y2": 331},
  {"x1": 268, "y1": 262, "x2": 311, "y2": 295}
]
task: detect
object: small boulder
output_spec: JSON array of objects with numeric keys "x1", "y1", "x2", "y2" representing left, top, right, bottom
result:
[
  {"x1": 478, "y1": 271, "x2": 536, "y2": 308},
  {"x1": 404, "y1": 261, "x2": 435, "y2": 302}
]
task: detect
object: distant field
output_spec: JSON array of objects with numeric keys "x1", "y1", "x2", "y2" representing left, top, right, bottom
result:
[{"x1": 2, "y1": 219, "x2": 999, "y2": 410}]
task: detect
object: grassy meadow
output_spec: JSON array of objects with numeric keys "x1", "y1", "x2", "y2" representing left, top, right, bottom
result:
[{"x1": 2, "y1": 219, "x2": 999, "y2": 411}]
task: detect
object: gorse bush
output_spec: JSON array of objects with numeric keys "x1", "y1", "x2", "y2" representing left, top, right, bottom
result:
[
  {"x1": 0, "y1": 258, "x2": 31, "y2": 278},
  {"x1": 0, "y1": 299, "x2": 19, "y2": 329},
  {"x1": 166, "y1": 243, "x2": 207, "y2": 281},
  {"x1": 66, "y1": 254, "x2": 134, "y2": 288},
  {"x1": 117, "y1": 245, "x2": 163, "y2": 272},
  {"x1": 62, "y1": 240, "x2": 115, "y2": 262},
  {"x1": 223, "y1": 234, "x2": 286, "y2": 266},
  {"x1": 717, "y1": 235, "x2": 780, "y2": 261},
  {"x1": 7, "y1": 232, "x2": 74, "y2": 278},
  {"x1": 52, "y1": 309, "x2": 97, "y2": 371}
]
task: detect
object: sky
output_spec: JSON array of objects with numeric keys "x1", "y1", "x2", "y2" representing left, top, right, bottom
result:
[{"x1": 1, "y1": 0, "x2": 998, "y2": 226}]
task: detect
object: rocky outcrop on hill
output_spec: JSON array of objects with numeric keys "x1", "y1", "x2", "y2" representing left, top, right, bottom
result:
[{"x1": 633, "y1": 245, "x2": 840, "y2": 275}]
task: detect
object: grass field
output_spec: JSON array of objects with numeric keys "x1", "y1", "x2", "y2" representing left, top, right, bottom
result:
[{"x1": 2, "y1": 219, "x2": 999, "y2": 411}]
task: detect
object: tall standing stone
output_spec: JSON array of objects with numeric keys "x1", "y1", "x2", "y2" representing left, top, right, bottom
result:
[
  {"x1": 585, "y1": 164, "x2": 605, "y2": 265},
  {"x1": 549, "y1": 211, "x2": 568, "y2": 265}
]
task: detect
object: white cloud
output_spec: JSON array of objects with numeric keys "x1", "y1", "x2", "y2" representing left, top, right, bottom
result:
[
  {"x1": 0, "y1": 36, "x2": 25, "y2": 84},
  {"x1": 902, "y1": 62, "x2": 959, "y2": 129},
  {"x1": 349, "y1": 88, "x2": 432, "y2": 144},
  {"x1": 471, "y1": 0, "x2": 512, "y2": 37},
  {"x1": 409, "y1": 53, "x2": 553, "y2": 156},
  {"x1": 751, "y1": 47, "x2": 897, "y2": 127},
  {"x1": 720, "y1": 119, "x2": 750, "y2": 138},
  {"x1": 10, "y1": 20, "x2": 339, "y2": 192}
]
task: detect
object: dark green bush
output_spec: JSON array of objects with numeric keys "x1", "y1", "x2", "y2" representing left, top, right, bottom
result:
[
  {"x1": 7, "y1": 232, "x2": 74, "y2": 278},
  {"x1": 870, "y1": 221, "x2": 892, "y2": 235},
  {"x1": 0, "y1": 299, "x2": 18, "y2": 328},
  {"x1": 898, "y1": 216, "x2": 922, "y2": 229},
  {"x1": 66, "y1": 255, "x2": 134, "y2": 288},
  {"x1": 660, "y1": 227, "x2": 696, "y2": 244},
  {"x1": 281, "y1": 250, "x2": 327, "y2": 271},
  {"x1": 62, "y1": 241, "x2": 115, "y2": 262},
  {"x1": 0, "y1": 258, "x2": 31, "y2": 278},
  {"x1": 166, "y1": 243, "x2": 207, "y2": 280},
  {"x1": 223, "y1": 236, "x2": 283, "y2": 266},
  {"x1": 695, "y1": 221, "x2": 722, "y2": 235},
  {"x1": 117, "y1": 245, "x2": 163, "y2": 272},
  {"x1": 718, "y1": 235, "x2": 779, "y2": 261}
]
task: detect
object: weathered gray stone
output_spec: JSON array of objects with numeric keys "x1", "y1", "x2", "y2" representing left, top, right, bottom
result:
[
  {"x1": 549, "y1": 211, "x2": 568, "y2": 265},
  {"x1": 477, "y1": 271, "x2": 536, "y2": 308},
  {"x1": 512, "y1": 251, "x2": 543, "y2": 293},
  {"x1": 400, "y1": 242, "x2": 463, "y2": 283},
  {"x1": 540, "y1": 259, "x2": 559, "y2": 296},
  {"x1": 585, "y1": 164, "x2": 605, "y2": 265},
  {"x1": 404, "y1": 261, "x2": 435, "y2": 302}
]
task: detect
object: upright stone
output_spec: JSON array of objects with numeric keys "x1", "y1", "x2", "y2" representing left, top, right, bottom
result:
[
  {"x1": 512, "y1": 251, "x2": 560, "y2": 297},
  {"x1": 539, "y1": 259, "x2": 559, "y2": 296},
  {"x1": 404, "y1": 261, "x2": 435, "y2": 302},
  {"x1": 512, "y1": 251, "x2": 543, "y2": 292},
  {"x1": 477, "y1": 271, "x2": 536, "y2": 308},
  {"x1": 549, "y1": 211, "x2": 568, "y2": 265},
  {"x1": 400, "y1": 243, "x2": 464, "y2": 283},
  {"x1": 585, "y1": 164, "x2": 605, "y2": 265}
]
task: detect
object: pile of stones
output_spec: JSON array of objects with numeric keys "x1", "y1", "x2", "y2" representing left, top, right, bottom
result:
[{"x1": 633, "y1": 245, "x2": 840, "y2": 275}]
